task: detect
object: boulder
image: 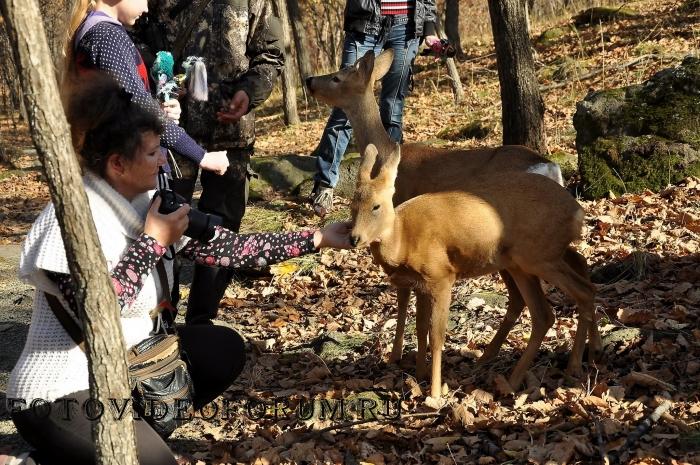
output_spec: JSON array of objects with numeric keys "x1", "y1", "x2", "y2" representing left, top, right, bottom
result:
[{"x1": 574, "y1": 56, "x2": 700, "y2": 198}]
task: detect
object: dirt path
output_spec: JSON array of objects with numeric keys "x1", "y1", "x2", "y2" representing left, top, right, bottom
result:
[{"x1": 0, "y1": 244, "x2": 32, "y2": 451}]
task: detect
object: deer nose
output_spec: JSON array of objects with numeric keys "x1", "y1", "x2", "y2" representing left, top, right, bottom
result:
[
  {"x1": 304, "y1": 76, "x2": 313, "y2": 89},
  {"x1": 349, "y1": 235, "x2": 359, "y2": 248}
]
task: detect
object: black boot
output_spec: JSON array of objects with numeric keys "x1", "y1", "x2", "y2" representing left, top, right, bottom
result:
[{"x1": 185, "y1": 264, "x2": 234, "y2": 325}]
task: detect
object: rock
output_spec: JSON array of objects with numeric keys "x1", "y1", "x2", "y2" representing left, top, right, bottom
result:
[
  {"x1": 437, "y1": 119, "x2": 494, "y2": 141},
  {"x1": 250, "y1": 153, "x2": 361, "y2": 201},
  {"x1": 574, "y1": 56, "x2": 700, "y2": 198},
  {"x1": 572, "y1": 6, "x2": 639, "y2": 26},
  {"x1": 551, "y1": 57, "x2": 589, "y2": 82},
  {"x1": 537, "y1": 27, "x2": 567, "y2": 45}
]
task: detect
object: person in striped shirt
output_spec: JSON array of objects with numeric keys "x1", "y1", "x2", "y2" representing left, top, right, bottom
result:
[{"x1": 310, "y1": 0, "x2": 439, "y2": 217}]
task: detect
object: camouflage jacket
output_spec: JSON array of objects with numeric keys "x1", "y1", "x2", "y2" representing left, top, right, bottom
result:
[{"x1": 132, "y1": 0, "x2": 284, "y2": 149}]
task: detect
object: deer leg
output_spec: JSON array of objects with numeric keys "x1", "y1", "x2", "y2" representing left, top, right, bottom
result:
[
  {"x1": 479, "y1": 270, "x2": 526, "y2": 364},
  {"x1": 536, "y1": 260, "x2": 596, "y2": 378},
  {"x1": 427, "y1": 281, "x2": 453, "y2": 399},
  {"x1": 389, "y1": 287, "x2": 411, "y2": 363},
  {"x1": 507, "y1": 269, "x2": 555, "y2": 390},
  {"x1": 414, "y1": 291, "x2": 431, "y2": 382},
  {"x1": 564, "y1": 248, "x2": 602, "y2": 362}
]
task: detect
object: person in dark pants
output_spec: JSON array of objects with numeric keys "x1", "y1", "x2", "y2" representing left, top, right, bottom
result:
[
  {"x1": 310, "y1": 0, "x2": 439, "y2": 217},
  {"x1": 2, "y1": 75, "x2": 351, "y2": 465},
  {"x1": 133, "y1": 0, "x2": 285, "y2": 325}
]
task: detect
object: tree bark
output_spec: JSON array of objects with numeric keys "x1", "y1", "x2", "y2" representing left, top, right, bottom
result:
[
  {"x1": 444, "y1": 0, "x2": 464, "y2": 59},
  {"x1": 0, "y1": 1, "x2": 139, "y2": 464},
  {"x1": 272, "y1": 0, "x2": 300, "y2": 125},
  {"x1": 435, "y1": 16, "x2": 465, "y2": 104},
  {"x1": 488, "y1": 0, "x2": 546, "y2": 153},
  {"x1": 287, "y1": 0, "x2": 312, "y2": 82}
]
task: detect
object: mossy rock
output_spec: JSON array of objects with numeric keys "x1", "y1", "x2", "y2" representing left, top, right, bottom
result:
[
  {"x1": 316, "y1": 331, "x2": 370, "y2": 362},
  {"x1": 251, "y1": 153, "x2": 362, "y2": 201},
  {"x1": 552, "y1": 57, "x2": 589, "y2": 82},
  {"x1": 679, "y1": 0, "x2": 700, "y2": 12},
  {"x1": 537, "y1": 27, "x2": 567, "y2": 45},
  {"x1": 548, "y1": 150, "x2": 578, "y2": 180},
  {"x1": 437, "y1": 119, "x2": 494, "y2": 141},
  {"x1": 578, "y1": 135, "x2": 700, "y2": 198},
  {"x1": 575, "y1": 56, "x2": 700, "y2": 198},
  {"x1": 572, "y1": 6, "x2": 639, "y2": 26}
]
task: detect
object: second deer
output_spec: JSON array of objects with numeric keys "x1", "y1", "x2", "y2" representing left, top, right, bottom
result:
[{"x1": 351, "y1": 143, "x2": 601, "y2": 398}]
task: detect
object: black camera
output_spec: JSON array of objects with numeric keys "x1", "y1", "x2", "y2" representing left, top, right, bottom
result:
[{"x1": 156, "y1": 170, "x2": 222, "y2": 242}]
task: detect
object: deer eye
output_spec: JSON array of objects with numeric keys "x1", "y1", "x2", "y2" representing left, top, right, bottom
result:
[
  {"x1": 372, "y1": 204, "x2": 381, "y2": 211},
  {"x1": 331, "y1": 76, "x2": 341, "y2": 83}
]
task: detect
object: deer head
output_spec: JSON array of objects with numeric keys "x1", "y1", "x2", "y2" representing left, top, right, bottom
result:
[
  {"x1": 349, "y1": 143, "x2": 401, "y2": 248},
  {"x1": 305, "y1": 49, "x2": 395, "y2": 108}
]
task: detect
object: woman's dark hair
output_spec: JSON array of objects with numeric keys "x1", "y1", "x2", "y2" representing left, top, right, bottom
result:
[{"x1": 64, "y1": 72, "x2": 164, "y2": 176}]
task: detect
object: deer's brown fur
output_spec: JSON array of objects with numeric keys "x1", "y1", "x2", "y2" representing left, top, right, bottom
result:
[{"x1": 351, "y1": 144, "x2": 601, "y2": 397}]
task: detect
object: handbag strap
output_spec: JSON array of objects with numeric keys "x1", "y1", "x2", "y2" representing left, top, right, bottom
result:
[
  {"x1": 45, "y1": 293, "x2": 86, "y2": 352},
  {"x1": 172, "y1": 0, "x2": 213, "y2": 62},
  {"x1": 46, "y1": 258, "x2": 172, "y2": 352}
]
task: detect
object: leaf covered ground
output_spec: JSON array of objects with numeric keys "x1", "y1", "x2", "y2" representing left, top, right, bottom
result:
[{"x1": 0, "y1": 0, "x2": 698, "y2": 463}]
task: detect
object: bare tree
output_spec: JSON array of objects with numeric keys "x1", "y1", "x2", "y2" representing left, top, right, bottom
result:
[
  {"x1": 272, "y1": 0, "x2": 300, "y2": 125},
  {"x1": 0, "y1": 1, "x2": 139, "y2": 463},
  {"x1": 287, "y1": 0, "x2": 313, "y2": 82},
  {"x1": 488, "y1": 0, "x2": 546, "y2": 153}
]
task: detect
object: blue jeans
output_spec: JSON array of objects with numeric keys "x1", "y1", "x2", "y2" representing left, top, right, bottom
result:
[{"x1": 314, "y1": 18, "x2": 420, "y2": 188}]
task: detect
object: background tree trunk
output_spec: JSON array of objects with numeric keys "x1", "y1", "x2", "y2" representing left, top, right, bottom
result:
[
  {"x1": 287, "y1": 0, "x2": 312, "y2": 82},
  {"x1": 488, "y1": 0, "x2": 547, "y2": 153},
  {"x1": 444, "y1": 0, "x2": 464, "y2": 59},
  {"x1": 272, "y1": 0, "x2": 300, "y2": 126},
  {"x1": 0, "y1": 1, "x2": 139, "y2": 464},
  {"x1": 435, "y1": 16, "x2": 465, "y2": 104}
]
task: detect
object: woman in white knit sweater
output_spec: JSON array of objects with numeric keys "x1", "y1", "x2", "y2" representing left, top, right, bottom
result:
[{"x1": 2, "y1": 75, "x2": 351, "y2": 465}]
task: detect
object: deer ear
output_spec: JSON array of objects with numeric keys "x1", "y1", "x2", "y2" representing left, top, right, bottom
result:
[
  {"x1": 359, "y1": 144, "x2": 379, "y2": 182},
  {"x1": 377, "y1": 143, "x2": 401, "y2": 186},
  {"x1": 372, "y1": 49, "x2": 394, "y2": 81},
  {"x1": 356, "y1": 51, "x2": 376, "y2": 80}
]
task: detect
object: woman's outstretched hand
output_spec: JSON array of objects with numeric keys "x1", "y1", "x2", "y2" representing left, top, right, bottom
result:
[
  {"x1": 314, "y1": 221, "x2": 353, "y2": 249},
  {"x1": 144, "y1": 196, "x2": 190, "y2": 247}
]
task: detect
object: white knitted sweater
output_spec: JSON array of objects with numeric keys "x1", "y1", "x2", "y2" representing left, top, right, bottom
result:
[{"x1": 6, "y1": 172, "x2": 177, "y2": 407}]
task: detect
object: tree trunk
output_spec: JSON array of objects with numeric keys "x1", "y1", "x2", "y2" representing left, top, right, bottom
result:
[
  {"x1": 287, "y1": 0, "x2": 312, "y2": 82},
  {"x1": 487, "y1": 0, "x2": 546, "y2": 153},
  {"x1": 0, "y1": 2, "x2": 139, "y2": 464},
  {"x1": 444, "y1": 0, "x2": 464, "y2": 59},
  {"x1": 435, "y1": 16, "x2": 465, "y2": 104},
  {"x1": 272, "y1": 0, "x2": 300, "y2": 125}
]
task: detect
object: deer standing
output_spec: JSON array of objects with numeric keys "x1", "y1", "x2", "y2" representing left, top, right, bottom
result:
[
  {"x1": 307, "y1": 50, "x2": 600, "y2": 377},
  {"x1": 351, "y1": 144, "x2": 600, "y2": 397}
]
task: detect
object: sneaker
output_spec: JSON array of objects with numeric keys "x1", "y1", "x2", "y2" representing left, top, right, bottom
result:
[{"x1": 311, "y1": 185, "x2": 334, "y2": 218}]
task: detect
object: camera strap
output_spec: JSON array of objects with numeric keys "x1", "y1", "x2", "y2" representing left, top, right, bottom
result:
[{"x1": 46, "y1": 260, "x2": 174, "y2": 351}]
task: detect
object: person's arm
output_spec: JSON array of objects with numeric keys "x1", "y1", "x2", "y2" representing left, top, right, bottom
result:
[
  {"x1": 422, "y1": 0, "x2": 438, "y2": 41},
  {"x1": 228, "y1": 2, "x2": 285, "y2": 112},
  {"x1": 46, "y1": 235, "x2": 167, "y2": 319},
  {"x1": 80, "y1": 24, "x2": 205, "y2": 165},
  {"x1": 179, "y1": 222, "x2": 353, "y2": 269},
  {"x1": 179, "y1": 227, "x2": 316, "y2": 269}
]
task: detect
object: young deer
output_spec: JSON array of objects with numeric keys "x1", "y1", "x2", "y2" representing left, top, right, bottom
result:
[
  {"x1": 351, "y1": 143, "x2": 600, "y2": 398},
  {"x1": 307, "y1": 49, "x2": 598, "y2": 373},
  {"x1": 304, "y1": 48, "x2": 565, "y2": 204}
]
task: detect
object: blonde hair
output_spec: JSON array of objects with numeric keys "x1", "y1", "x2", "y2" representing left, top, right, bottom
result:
[{"x1": 61, "y1": 0, "x2": 96, "y2": 86}]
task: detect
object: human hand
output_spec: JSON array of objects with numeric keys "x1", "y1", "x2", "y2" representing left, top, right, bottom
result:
[
  {"x1": 216, "y1": 90, "x2": 250, "y2": 124},
  {"x1": 424, "y1": 35, "x2": 440, "y2": 47},
  {"x1": 161, "y1": 98, "x2": 181, "y2": 124},
  {"x1": 144, "y1": 196, "x2": 190, "y2": 247},
  {"x1": 200, "y1": 151, "x2": 229, "y2": 175},
  {"x1": 313, "y1": 221, "x2": 353, "y2": 249}
]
